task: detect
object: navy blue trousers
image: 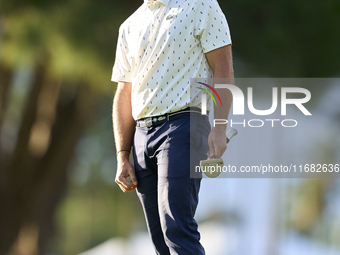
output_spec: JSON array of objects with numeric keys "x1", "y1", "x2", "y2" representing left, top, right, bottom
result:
[{"x1": 133, "y1": 113, "x2": 210, "y2": 255}]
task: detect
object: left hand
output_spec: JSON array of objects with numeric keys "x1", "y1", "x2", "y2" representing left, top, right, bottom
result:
[{"x1": 207, "y1": 127, "x2": 227, "y2": 159}]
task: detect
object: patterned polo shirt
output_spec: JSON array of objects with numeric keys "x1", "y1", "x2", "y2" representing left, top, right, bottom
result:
[{"x1": 112, "y1": 0, "x2": 232, "y2": 120}]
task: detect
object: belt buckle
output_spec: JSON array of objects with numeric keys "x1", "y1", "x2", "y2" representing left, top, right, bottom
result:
[{"x1": 144, "y1": 118, "x2": 152, "y2": 127}]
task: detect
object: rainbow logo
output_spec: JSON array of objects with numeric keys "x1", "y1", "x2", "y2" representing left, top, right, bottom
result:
[{"x1": 197, "y1": 82, "x2": 222, "y2": 106}]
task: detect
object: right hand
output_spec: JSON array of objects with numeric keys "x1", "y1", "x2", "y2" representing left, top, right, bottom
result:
[
  {"x1": 206, "y1": 126, "x2": 228, "y2": 159},
  {"x1": 115, "y1": 155, "x2": 138, "y2": 192}
]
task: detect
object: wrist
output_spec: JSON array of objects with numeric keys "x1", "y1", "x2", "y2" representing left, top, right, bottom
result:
[
  {"x1": 212, "y1": 125, "x2": 227, "y2": 132},
  {"x1": 117, "y1": 149, "x2": 130, "y2": 154},
  {"x1": 117, "y1": 150, "x2": 131, "y2": 161}
]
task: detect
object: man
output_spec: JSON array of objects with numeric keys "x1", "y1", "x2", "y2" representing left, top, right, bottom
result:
[{"x1": 111, "y1": 0, "x2": 233, "y2": 254}]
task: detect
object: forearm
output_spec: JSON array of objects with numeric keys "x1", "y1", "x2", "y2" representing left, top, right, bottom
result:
[
  {"x1": 210, "y1": 45, "x2": 234, "y2": 130},
  {"x1": 112, "y1": 82, "x2": 136, "y2": 160},
  {"x1": 213, "y1": 68, "x2": 233, "y2": 131},
  {"x1": 204, "y1": 45, "x2": 234, "y2": 158}
]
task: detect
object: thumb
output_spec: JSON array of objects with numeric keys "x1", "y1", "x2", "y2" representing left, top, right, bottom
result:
[
  {"x1": 207, "y1": 137, "x2": 215, "y2": 159},
  {"x1": 129, "y1": 169, "x2": 138, "y2": 185}
]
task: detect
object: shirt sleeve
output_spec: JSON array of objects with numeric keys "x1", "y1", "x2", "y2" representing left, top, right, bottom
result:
[
  {"x1": 111, "y1": 25, "x2": 132, "y2": 83},
  {"x1": 194, "y1": 0, "x2": 232, "y2": 53}
]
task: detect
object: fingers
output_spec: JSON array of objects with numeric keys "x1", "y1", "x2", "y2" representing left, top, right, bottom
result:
[
  {"x1": 207, "y1": 136, "x2": 216, "y2": 159},
  {"x1": 214, "y1": 142, "x2": 227, "y2": 158},
  {"x1": 115, "y1": 163, "x2": 138, "y2": 192},
  {"x1": 207, "y1": 130, "x2": 227, "y2": 159},
  {"x1": 129, "y1": 169, "x2": 138, "y2": 186},
  {"x1": 116, "y1": 178, "x2": 137, "y2": 192},
  {"x1": 116, "y1": 175, "x2": 137, "y2": 192},
  {"x1": 207, "y1": 143, "x2": 226, "y2": 159}
]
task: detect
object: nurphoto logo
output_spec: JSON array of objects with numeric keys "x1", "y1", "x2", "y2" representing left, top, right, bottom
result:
[{"x1": 198, "y1": 83, "x2": 312, "y2": 128}]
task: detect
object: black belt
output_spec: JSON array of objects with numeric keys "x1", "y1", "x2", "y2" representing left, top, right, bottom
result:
[{"x1": 136, "y1": 107, "x2": 203, "y2": 128}]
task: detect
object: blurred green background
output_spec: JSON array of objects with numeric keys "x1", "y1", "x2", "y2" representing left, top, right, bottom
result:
[{"x1": 0, "y1": 0, "x2": 339, "y2": 254}]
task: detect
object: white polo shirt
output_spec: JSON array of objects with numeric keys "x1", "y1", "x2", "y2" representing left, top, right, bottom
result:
[{"x1": 112, "y1": 0, "x2": 231, "y2": 120}]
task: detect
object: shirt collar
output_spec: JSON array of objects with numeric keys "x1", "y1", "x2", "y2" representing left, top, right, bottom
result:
[{"x1": 144, "y1": 0, "x2": 170, "y2": 10}]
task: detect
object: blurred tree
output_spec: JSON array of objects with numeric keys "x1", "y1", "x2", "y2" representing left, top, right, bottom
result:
[
  {"x1": 222, "y1": 0, "x2": 340, "y2": 77},
  {"x1": 0, "y1": 60, "x2": 95, "y2": 254},
  {"x1": 0, "y1": 64, "x2": 11, "y2": 136},
  {"x1": 0, "y1": 0, "x2": 143, "y2": 254}
]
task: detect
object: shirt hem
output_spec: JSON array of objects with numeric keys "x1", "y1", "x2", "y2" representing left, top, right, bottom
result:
[
  {"x1": 203, "y1": 41, "x2": 232, "y2": 54},
  {"x1": 111, "y1": 75, "x2": 132, "y2": 83}
]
